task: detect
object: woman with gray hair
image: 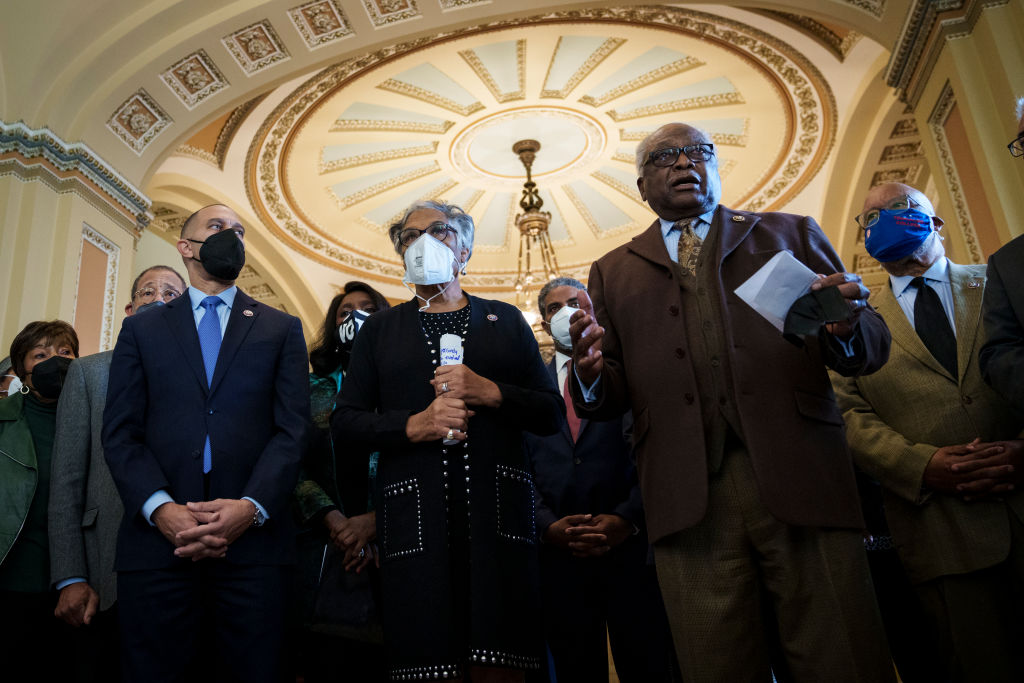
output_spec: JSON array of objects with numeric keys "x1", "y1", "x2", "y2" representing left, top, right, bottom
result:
[{"x1": 332, "y1": 200, "x2": 563, "y2": 682}]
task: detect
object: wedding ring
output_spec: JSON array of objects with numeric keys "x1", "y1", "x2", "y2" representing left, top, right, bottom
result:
[
  {"x1": 358, "y1": 547, "x2": 366, "y2": 558},
  {"x1": 442, "y1": 381, "x2": 449, "y2": 393},
  {"x1": 446, "y1": 428, "x2": 455, "y2": 440}
]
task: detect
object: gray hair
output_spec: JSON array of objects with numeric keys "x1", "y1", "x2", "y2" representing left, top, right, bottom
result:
[
  {"x1": 634, "y1": 123, "x2": 713, "y2": 176},
  {"x1": 537, "y1": 276, "x2": 586, "y2": 315},
  {"x1": 388, "y1": 200, "x2": 475, "y2": 260},
  {"x1": 1016, "y1": 96, "x2": 1024, "y2": 121}
]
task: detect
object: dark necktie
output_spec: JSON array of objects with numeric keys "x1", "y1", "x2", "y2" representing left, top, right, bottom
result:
[
  {"x1": 675, "y1": 218, "x2": 702, "y2": 276},
  {"x1": 198, "y1": 296, "x2": 223, "y2": 473},
  {"x1": 562, "y1": 361, "x2": 581, "y2": 442},
  {"x1": 912, "y1": 277, "x2": 957, "y2": 377}
]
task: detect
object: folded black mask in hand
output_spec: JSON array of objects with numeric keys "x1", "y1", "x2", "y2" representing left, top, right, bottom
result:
[{"x1": 783, "y1": 285, "x2": 850, "y2": 341}]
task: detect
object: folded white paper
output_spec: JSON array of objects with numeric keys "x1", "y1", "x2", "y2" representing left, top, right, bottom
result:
[{"x1": 734, "y1": 250, "x2": 820, "y2": 332}]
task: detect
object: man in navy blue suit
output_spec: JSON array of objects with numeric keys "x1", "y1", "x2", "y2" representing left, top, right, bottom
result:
[
  {"x1": 524, "y1": 278, "x2": 678, "y2": 683},
  {"x1": 103, "y1": 204, "x2": 310, "y2": 682}
]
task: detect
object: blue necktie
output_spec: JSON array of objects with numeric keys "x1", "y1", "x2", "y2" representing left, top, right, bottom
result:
[{"x1": 198, "y1": 296, "x2": 222, "y2": 473}]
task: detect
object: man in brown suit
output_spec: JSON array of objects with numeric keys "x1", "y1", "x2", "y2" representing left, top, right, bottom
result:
[
  {"x1": 569, "y1": 122, "x2": 894, "y2": 682},
  {"x1": 832, "y1": 182, "x2": 1024, "y2": 682}
]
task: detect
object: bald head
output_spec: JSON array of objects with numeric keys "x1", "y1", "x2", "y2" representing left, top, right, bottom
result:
[{"x1": 862, "y1": 182, "x2": 937, "y2": 217}]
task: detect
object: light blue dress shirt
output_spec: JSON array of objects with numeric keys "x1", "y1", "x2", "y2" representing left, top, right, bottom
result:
[{"x1": 888, "y1": 257, "x2": 956, "y2": 335}]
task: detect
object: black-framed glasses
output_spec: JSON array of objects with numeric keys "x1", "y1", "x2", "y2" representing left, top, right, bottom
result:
[
  {"x1": 647, "y1": 144, "x2": 716, "y2": 168},
  {"x1": 132, "y1": 286, "x2": 182, "y2": 302},
  {"x1": 854, "y1": 194, "x2": 923, "y2": 229},
  {"x1": 1008, "y1": 132, "x2": 1024, "y2": 158},
  {"x1": 397, "y1": 222, "x2": 456, "y2": 248}
]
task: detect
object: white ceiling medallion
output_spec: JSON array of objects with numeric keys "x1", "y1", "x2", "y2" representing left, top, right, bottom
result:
[
  {"x1": 160, "y1": 50, "x2": 228, "y2": 110},
  {"x1": 222, "y1": 20, "x2": 290, "y2": 75}
]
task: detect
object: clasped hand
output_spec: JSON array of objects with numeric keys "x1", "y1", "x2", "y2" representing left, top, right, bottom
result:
[
  {"x1": 324, "y1": 509, "x2": 378, "y2": 573},
  {"x1": 811, "y1": 272, "x2": 871, "y2": 339},
  {"x1": 924, "y1": 438, "x2": 1023, "y2": 499},
  {"x1": 152, "y1": 498, "x2": 256, "y2": 561},
  {"x1": 543, "y1": 513, "x2": 633, "y2": 558}
]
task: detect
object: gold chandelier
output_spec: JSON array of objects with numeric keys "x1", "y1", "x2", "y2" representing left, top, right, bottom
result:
[{"x1": 512, "y1": 139, "x2": 561, "y2": 326}]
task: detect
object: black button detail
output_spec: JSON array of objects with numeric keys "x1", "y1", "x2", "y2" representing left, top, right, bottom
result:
[
  {"x1": 669, "y1": 305, "x2": 679, "y2": 316},
  {"x1": 685, "y1": 393, "x2": 695, "y2": 404},
  {"x1": 675, "y1": 348, "x2": 686, "y2": 359}
]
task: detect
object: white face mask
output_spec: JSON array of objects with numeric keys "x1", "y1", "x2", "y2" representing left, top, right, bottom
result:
[
  {"x1": 3, "y1": 374, "x2": 23, "y2": 397},
  {"x1": 548, "y1": 305, "x2": 579, "y2": 349},
  {"x1": 403, "y1": 233, "x2": 459, "y2": 286}
]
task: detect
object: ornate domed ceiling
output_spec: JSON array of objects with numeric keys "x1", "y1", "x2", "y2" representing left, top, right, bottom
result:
[{"x1": 245, "y1": 6, "x2": 837, "y2": 295}]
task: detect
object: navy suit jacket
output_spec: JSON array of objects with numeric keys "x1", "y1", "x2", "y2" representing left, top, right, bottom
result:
[
  {"x1": 102, "y1": 289, "x2": 310, "y2": 571},
  {"x1": 524, "y1": 359, "x2": 643, "y2": 536}
]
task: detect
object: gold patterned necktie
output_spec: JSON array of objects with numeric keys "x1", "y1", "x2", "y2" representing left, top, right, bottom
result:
[{"x1": 675, "y1": 218, "x2": 702, "y2": 276}]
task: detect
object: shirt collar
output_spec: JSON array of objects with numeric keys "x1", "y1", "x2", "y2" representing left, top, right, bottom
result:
[
  {"x1": 188, "y1": 285, "x2": 238, "y2": 310},
  {"x1": 659, "y1": 207, "x2": 718, "y2": 238},
  {"x1": 891, "y1": 257, "x2": 949, "y2": 298},
  {"x1": 555, "y1": 350, "x2": 572, "y2": 374}
]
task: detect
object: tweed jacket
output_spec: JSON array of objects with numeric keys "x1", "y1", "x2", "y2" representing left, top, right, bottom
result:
[
  {"x1": 832, "y1": 263, "x2": 1024, "y2": 584},
  {"x1": 48, "y1": 351, "x2": 122, "y2": 611},
  {"x1": 571, "y1": 207, "x2": 891, "y2": 543}
]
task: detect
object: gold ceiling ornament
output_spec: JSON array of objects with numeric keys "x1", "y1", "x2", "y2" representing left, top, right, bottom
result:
[{"x1": 512, "y1": 139, "x2": 560, "y2": 327}]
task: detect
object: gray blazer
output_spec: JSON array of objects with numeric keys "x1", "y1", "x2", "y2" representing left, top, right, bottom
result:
[{"x1": 49, "y1": 351, "x2": 122, "y2": 610}]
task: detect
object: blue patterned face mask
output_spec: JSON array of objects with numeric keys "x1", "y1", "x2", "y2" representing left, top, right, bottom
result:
[{"x1": 864, "y1": 208, "x2": 934, "y2": 262}]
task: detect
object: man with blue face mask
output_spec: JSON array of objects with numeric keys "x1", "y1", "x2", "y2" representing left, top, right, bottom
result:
[
  {"x1": 832, "y1": 181, "x2": 1024, "y2": 682},
  {"x1": 47, "y1": 264, "x2": 185, "y2": 682},
  {"x1": 524, "y1": 277, "x2": 678, "y2": 683}
]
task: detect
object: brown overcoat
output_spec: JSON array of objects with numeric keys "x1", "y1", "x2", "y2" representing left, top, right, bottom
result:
[{"x1": 572, "y1": 206, "x2": 892, "y2": 543}]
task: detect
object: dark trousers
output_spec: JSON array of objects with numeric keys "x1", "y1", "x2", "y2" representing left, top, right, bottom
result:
[
  {"x1": 0, "y1": 589, "x2": 75, "y2": 680},
  {"x1": 540, "y1": 537, "x2": 679, "y2": 683},
  {"x1": 118, "y1": 561, "x2": 290, "y2": 683},
  {"x1": 71, "y1": 603, "x2": 123, "y2": 683}
]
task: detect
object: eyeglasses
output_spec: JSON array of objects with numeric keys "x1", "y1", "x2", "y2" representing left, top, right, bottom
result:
[
  {"x1": 646, "y1": 144, "x2": 716, "y2": 168},
  {"x1": 854, "y1": 194, "x2": 924, "y2": 229},
  {"x1": 1008, "y1": 132, "x2": 1024, "y2": 158},
  {"x1": 397, "y1": 222, "x2": 456, "y2": 248},
  {"x1": 133, "y1": 286, "x2": 182, "y2": 302}
]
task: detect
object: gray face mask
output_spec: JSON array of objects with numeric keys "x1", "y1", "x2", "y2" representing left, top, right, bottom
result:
[{"x1": 133, "y1": 300, "x2": 166, "y2": 315}]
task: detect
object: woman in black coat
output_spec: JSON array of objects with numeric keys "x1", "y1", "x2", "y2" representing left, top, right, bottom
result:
[{"x1": 331, "y1": 200, "x2": 562, "y2": 682}]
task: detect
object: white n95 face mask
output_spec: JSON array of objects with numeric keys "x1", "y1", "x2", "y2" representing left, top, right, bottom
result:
[
  {"x1": 549, "y1": 305, "x2": 579, "y2": 349},
  {"x1": 403, "y1": 233, "x2": 458, "y2": 286},
  {"x1": 4, "y1": 374, "x2": 23, "y2": 397}
]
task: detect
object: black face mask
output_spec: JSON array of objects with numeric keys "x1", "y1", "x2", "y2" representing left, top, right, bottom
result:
[
  {"x1": 188, "y1": 229, "x2": 245, "y2": 281},
  {"x1": 336, "y1": 309, "x2": 370, "y2": 370},
  {"x1": 133, "y1": 300, "x2": 165, "y2": 315},
  {"x1": 30, "y1": 355, "x2": 73, "y2": 400}
]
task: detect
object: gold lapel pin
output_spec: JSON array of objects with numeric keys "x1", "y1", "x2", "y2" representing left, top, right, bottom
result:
[
  {"x1": 243, "y1": 309, "x2": 254, "y2": 317},
  {"x1": 732, "y1": 215, "x2": 745, "y2": 222}
]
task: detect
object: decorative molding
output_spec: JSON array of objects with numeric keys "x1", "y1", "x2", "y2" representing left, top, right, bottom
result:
[
  {"x1": 751, "y1": 10, "x2": 862, "y2": 61},
  {"x1": 213, "y1": 95, "x2": 266, "y2": 167},
  {"x1": 879, "y1": 140, "x2": 923, "y2": 162},
  {"x1": 890, "y1": 117, "x2": 919, "y2": 138},
  {"x1": 288, "y1": 0, "x2": 353, "y2": 49},
  {"x1": 870, "y1": 165, "x2": 923, "y2": 186},
  {"x1": 107, "y1": 89, "x2": 172, "y2": 156},
  {"x1": 607, "y1": 92, "x2": 745, "y2": 122},
  {"x1": 928, "y1": 81, "x2": 984, "y2": 263},
  {"x1": 80, "y1": 224, "x2": 120, "y2": 351},
  {"x1": 579, "y1": 56, "x2": 703, "y2": 108},
  {"x1": 459, "y1": 39, "x2": 525, "y2": 103},
  {"x1": 0, "y1": 121, "x2": 150, "y2": 233},
  {"x1": 591, "y1": 170, "x2": 647, "y2": 206},
  {"x1": 329, "y1": 117, "x2": 453, "y2": 134},
  {"x1": 354, "y1": 178, "x2": 458, "y2": 232},
  {"x1": 886, "y1": 0, "x2": 1010, "y2": 106},
  {"x1": 329, "y1": 161, "x2": 440, "y2": 209},
  {"x1": 174, "y1": 144, "x2": 219, "y2": 165},
  {"x1": 361, "y1": 0, "x2": 419, "y2": 27},
  {"x1": 222, "y1": 20, "x2": 290, "y2": 75},
  {"x1": 160, "y1": 50, "x2": 228, "y2": 110},
  {"x1": 541, "y1": 37, "x2": 624, "y2": 99},
  {"x1": 377, "y1": 77, "x2": 484, "y2": 116},
  {"x1": 320, "y1": 141, "x2": 438, "y2": 173},
  {"x1": 440, "y1": 0, "x2": 487, "y2": 9},
  {"x1": 839, "y1": 0, "x2": 886, "y2": 19},
  {"x1": 852, "y1": 251, "x2": 885, "y2": 276}
]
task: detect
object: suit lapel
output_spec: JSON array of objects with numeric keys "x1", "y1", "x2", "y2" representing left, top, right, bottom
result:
[
  {"x1": 164, "y1": 295, "x2": 209, "y2": 394},
  {"x1": 209, "y1": 291, "x2": 258, "y2": 394},
  {"x1": 872, "y1": 282, "x2": 952, "y2": 379},
  {"x1": 715, "y1": 206, "x2": 759, "y2": 262},
  {"x1": 627, "y1": 220, "x2": 675, "y2": 272},
  {"x1": 949, "y1": 263, "x2": 985, "y2": 382}
]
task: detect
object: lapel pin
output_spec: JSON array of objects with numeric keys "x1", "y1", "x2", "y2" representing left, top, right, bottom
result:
[
  {"x1": 243, "y1": 309, "x2": 254, "y2": 317},
  {"x1": 967, "y1": 279, "x2": 981, "y2": 289},
  {"x1": 487, "y1": 314, "x2": 498, "y2": 321},
  {"x1": 732, "y1": 215, "x2": 745, "y2": 222}
]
